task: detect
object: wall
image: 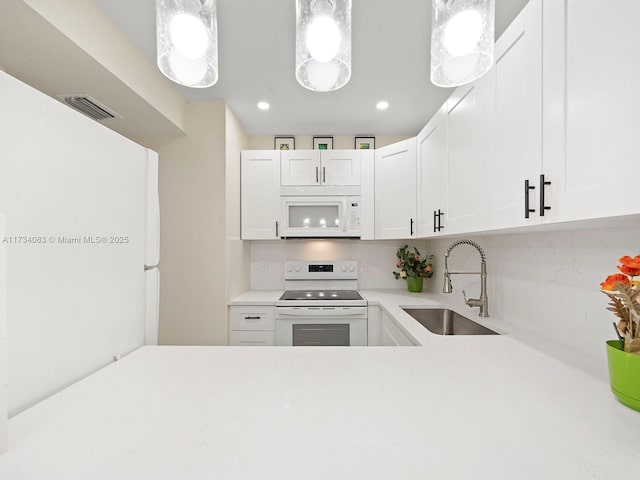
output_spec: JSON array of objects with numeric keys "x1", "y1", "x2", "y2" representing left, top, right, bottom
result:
[
  {"x1": 225, "y1": 106, "x2": 251, "y2": 302},
  {"x1": 0, "y1": 213, "x2": 6, "y2": 453},
  {"x1": 249, "y1": 135, "x2": 412, "y2": 151},
  {"x1": 250, "y1": 240, "x2": 430, "y2": 291},
  {"x1": 423, "y1": 221, "x2": 640, "y2": 380},
  {"x1": 141, "y1": 101, "x2": 229, "y2": 346}
]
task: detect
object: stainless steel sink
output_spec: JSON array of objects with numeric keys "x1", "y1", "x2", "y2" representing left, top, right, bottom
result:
[{"x1": 402, "y1": 308, "x2": 499, "y2": 335}]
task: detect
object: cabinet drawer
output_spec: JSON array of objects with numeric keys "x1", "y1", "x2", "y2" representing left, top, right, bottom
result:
[
  {"x1": 229, "y1": 330, "x2": 275, "y2": 346},
  {"x1": 230, "y1": 306, "x2": 275, "y2": 331}
]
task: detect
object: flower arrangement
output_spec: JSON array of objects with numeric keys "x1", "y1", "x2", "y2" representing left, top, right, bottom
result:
[
  {"x1": 392, "y1": 245, "x2": 434, "y2": 280},
  {"x1": 600, "y1": 255, "x2": 640, "y2": 356}
]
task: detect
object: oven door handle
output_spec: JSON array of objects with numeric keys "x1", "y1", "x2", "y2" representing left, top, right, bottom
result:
[{"x1": 276, "y1": 307, "x2": 367, "y2": 317}]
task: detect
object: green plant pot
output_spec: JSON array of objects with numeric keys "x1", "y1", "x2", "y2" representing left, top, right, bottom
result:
[
  {"x1": 606, "y1": 340, "x2": 640, "y2": 412},
  {"x1": 407, "y1": 276, "x2": 423, "y2": 293}
]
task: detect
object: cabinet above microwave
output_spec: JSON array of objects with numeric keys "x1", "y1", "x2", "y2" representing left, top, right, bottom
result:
[{"x1": 280, "y1": 150, "x2": 361, "y2": 186}]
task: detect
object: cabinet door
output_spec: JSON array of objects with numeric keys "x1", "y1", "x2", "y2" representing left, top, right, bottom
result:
[
  {"x1": 416, "y1": 105, "x2": 448, "y2": 237},
  {"x1": 446, "y1": 76, "x2": 493, "y2": 234},
  {"x1": 544, "y1": 0, "x2": 640, "y2": 222},
  {"x1": 374, "y1": 138, "x2": 417, "y2": 239},
  {"x1": 360, "y1": 150, "x2": 375, "y2": 240},
  {"x1": 280, "y1": 150, "x2": 321, "y2": 185},
  {"x1": 320, "y1": 150, "x2": 361, "y2": 185},
  {"x1": 229, "y1": 330, "x2": 275, "y2": 346},
  {"x1": 491, "y1": 0, "x2": 543, "y2": 229},
  {"x1": 241, "y1": 150, "x2": 280, "y2": 239},
  {"x1": 381, "y1": 311, "x2": 416, "y2": 346}
]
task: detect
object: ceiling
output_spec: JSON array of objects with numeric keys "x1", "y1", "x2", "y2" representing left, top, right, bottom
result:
[{"x1": 95, "y1": 0, "x2": 530, "y2": 137}]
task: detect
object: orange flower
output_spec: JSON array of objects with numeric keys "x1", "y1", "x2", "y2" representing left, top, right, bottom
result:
[
  {"x1": 600, "y1": 274, "x2": 631, "y2": 291},
  {"x1": 618, "y1": 255, "x2": 640, "y2": 276},
  {"x1": 426, "y1": 265, "x2": 432, "y2": 272}
]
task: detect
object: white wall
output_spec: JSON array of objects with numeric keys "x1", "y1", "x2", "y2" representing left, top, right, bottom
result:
[
  {"x1": 141, "y1": 101, "x2": 229, "y2": 346},
  {"x1": 0, "y1": 213, "x2": 7, "y2": 453},
  {"x1": 225, "y1": 106, "x2": 251, "y2": 302},
  {"x1": 250, "y1": 240, "x2": 430, "y2": 291},
  {"x1": 423, "y1": 221, "x2": 640, "y2": 380}
]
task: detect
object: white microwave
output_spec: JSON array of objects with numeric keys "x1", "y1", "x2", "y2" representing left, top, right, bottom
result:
[{"x1": 279, "y1": 195, "x2": 361, "y2": 238}]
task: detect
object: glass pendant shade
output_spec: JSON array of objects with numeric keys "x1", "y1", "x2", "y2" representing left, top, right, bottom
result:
[
  {"x1": 296, "y1": 0, "x2": 352, "y2": 92},
  {"x1": 430, "y1": 0, "x2": 495, "y2": 88},
  {"x1": 156, "y1": 0, "x2": 218, "y2": 88}
]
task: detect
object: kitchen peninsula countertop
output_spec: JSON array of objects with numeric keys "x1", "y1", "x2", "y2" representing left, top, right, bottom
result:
[{"x1": 1, "y1": 291, "x2": 639, "y2": 479}]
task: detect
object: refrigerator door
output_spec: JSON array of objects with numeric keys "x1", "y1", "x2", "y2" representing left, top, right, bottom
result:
[
  {"x1": 145, "y1": 150, "x2": 160, "y2": 267},
  {"x1": 0, "y1": 71, "x2": 148, "y2": 415},
  {"x1": 145, "y1": 267, "x2": 160, "y2": 345},
  {"x1": 0, "y1": 213, "x2": 7, "y2": 453}
]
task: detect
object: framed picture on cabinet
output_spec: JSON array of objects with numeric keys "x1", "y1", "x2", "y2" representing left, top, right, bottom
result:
[
  {"x1": 355, "y1": 136, "x2": 375, "y2": 150},
  {"x1": 274, "y1": 136, "x2": 295, "y2": 150},
  {"x1": 313, "y1": 136, "x2": 333, "y2": 150}
]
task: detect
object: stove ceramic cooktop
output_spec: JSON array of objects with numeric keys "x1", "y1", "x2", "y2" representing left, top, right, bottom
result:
[
  {"x1": 276, "y1": 290, "x2": 366, "y2": 306},
  {"x1": 279, "y1": 290, "x2": 363, "y2": 301}
]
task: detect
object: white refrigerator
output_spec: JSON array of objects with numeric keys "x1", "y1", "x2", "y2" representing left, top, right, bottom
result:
[{"x1": 0, "y1": 71, "x2": 160, "y2": 415}]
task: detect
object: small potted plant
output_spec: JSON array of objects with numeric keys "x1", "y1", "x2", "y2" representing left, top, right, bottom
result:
[
  {"x1": 600, "y1": 255, "x2": 640, "y2": 411},
  {"x1": 392, "y1": 245, "x2": 434, "y2": 292}
]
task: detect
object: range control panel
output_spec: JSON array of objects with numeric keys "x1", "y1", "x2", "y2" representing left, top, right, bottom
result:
[{"x1": 284, "y1": 260, "x2": 358, "y2": 280}]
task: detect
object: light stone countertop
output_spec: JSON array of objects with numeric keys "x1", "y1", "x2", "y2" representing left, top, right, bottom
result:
[{"x1": 0, "y1": 291, "x2": 638, "y2": 479}]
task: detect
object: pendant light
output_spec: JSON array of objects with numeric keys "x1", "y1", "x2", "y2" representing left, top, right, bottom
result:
[
  {"x1": 296, "y1": 0, "x2": 352, "y2": 92},
  {"x1": 430, "y1": 0, "x2": 495, "y2": 88},
  {"x1": 156, "y1": 0, "x2": 218, "y2": 88}
]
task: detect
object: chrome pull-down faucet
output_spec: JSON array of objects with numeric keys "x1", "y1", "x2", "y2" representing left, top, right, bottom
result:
[{"x1": 443, "y1": 239, "x2": 489, "y2": 317}]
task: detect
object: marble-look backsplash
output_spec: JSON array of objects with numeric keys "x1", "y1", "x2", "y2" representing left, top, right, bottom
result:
[
  {"x1": 250, "y1": 239, "x2": 429, "y2": 291},
  {"x1": 249, "y1": 220, "x2": 640, "y2": 379},
  {"x1": 424, "y1": 221, "x2": 640, "y2": 380}
]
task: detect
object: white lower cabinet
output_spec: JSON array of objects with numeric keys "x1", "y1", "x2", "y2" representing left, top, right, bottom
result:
[
  {"x1": 229, "y1": 330, "x2": 276, "y2": 347},
  {"x1": 229, "y1": 305, "x2": 275, "y2": 346},
  {"x1": 368, "y1": 306, "x2": 417, "y2": 346}
]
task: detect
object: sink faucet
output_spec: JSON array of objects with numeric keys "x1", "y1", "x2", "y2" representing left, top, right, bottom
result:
[{"x1": 443, "y1": 239, "x2": 489, "y2": 317}]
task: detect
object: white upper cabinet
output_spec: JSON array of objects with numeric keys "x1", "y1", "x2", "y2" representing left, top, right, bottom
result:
[
  {"x1": 280, "y1": 149, "x2": 360, "y2": 186},
  {"x1": 416, "y1": 104, "x2": 448, "y2": 237},
  {"x1": 543, "y1": 0, "x2": 640, "y2": 222},
  {"x1": 280, "y1": 150, "x2": 320, "y2": 185},
  {"x1": 490, "y1": 0, "x2": 544, "y2": 229},
  {"x1": 445, "y1": 74, "x2": 494, "y2": 235},
  {"x1": 374, "y1": 138, "x2": 417, "y2": 239},
  {"x1": 241, "y1": 150, "x2": 281, "y2": 240}
]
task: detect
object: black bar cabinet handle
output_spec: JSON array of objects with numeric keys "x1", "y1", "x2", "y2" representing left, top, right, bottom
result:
[
  {"x1": 315, "y1": 167, "x2": 319, "y2": 183},
  {"x1": 438, "y1": 209, "x2": 444, "y2": 231},
  {"x1": 433, "y1": 211, "x2": 437, "y2": 233},
  {"x1": 275, "y1": 221, "x2": 279, "y2": 238},
  {"x1": 323, "y1": 166, "x2": 326, "y2": 183},
  {"x1": 244, "y1": 316, "x2": 261, "y2": 320},
  {"x1": 524, "y1": 179, "x2": 535, "y2": 219},
  {"x1": 539, "y1": 174, "x2": 551, "y2": 216},
  {"x1": 410, "y1": 218, "x2": 414, "y2": 236}
]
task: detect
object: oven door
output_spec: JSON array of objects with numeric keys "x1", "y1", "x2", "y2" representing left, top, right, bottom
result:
[
  {"x1": 280, "y1": 196, "x2": 349, "y2": 238},
  {"x1": 275, "y1": 306, "x2": 368, "y2": 346}
]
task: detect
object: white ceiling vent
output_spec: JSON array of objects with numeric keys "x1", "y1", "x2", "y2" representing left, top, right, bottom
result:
[{"x1": 57, "y1": 94, "x2": 121, "y2": 121}]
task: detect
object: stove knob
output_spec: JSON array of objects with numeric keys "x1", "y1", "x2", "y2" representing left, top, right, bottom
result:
[
  {"x1": 286, "y1": 264, "x2": 293, "y2": 272},
  {"x1": 349, "y1": 265, "x2": 356, "y2": 272},
  {"x1": 294, "y1": 264, "x2": 301, "y2": 272},
  {"x1": 341, "y1": 265, "x2": 347, "y2": 272}
]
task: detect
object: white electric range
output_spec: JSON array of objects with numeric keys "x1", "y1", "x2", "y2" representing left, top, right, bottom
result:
[{"x1": 275, "y1": 260, "x2": 367, "y2": 346}]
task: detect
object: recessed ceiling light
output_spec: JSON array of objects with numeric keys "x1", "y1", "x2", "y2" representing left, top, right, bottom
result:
[
  {"x1": 257, "y1": 101, "x2": 270, "y2": 111},
  {"x1": 376, "y1": 101, "x2": 389, "y2": 111}
]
